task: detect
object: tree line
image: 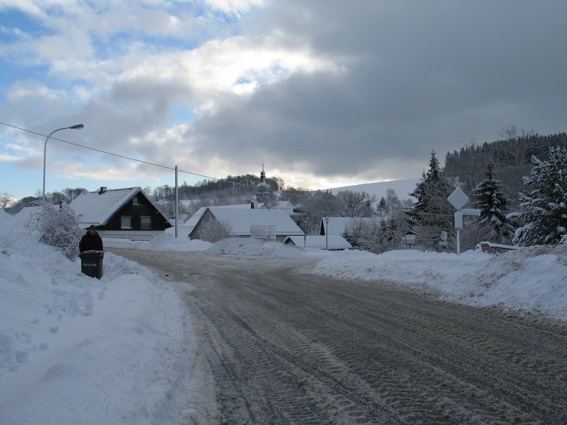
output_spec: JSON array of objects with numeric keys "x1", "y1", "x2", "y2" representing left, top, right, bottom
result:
[{"x1": 5, "y1": 128, "x2": 566, "y2": 252}]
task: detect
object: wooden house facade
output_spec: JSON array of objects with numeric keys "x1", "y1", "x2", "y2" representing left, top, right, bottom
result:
[{"x1": 70, "y1": 187, "x2": 172, "y2": 240}]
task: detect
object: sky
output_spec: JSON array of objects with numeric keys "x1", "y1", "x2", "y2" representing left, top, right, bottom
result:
[
  {"x1": 1, "y1": 1, "x2": 567, "y2": 200},
  {"x1": 1, "y1": 210, "x2": 566, "y2": 422}
]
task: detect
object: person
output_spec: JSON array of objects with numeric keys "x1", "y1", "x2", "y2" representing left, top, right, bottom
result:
[{"x1": 79, "y1": 225, "x2": 104, "y2": 253}]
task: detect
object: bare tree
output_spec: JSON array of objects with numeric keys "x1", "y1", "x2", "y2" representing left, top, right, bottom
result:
[
  {"x1": 498, "y1": 126, "x2": 534, "y2": 205},
  {"x1": 335, "y1": 190, "x2": 376, "y2": 217},
  {"x1": 0, "y1": 192, "x2": 14, "y2": 209}
]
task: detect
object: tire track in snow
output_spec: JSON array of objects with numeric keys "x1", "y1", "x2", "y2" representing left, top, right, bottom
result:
[{"x1": 110, "y1": 249, "x2": 567, "y2": 424}]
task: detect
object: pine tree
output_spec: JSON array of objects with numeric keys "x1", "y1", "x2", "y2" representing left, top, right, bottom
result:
[
  {"x1": 473, "y1": 162, "x2": 514, "y2": 243},
  {"x1": 408, "y1": 151, "x2": 455, "y2": 248},
  {"x1": 514, "y1": 146, "x2": 567, "y2": 246}
]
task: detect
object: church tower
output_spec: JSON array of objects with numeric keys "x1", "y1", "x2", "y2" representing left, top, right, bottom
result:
[{"x1": 255, "y1": 164, "x2": 271, "y2": 205}]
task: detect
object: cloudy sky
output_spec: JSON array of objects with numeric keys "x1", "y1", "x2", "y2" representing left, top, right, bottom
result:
[{"x1": 1, "y1": 0, "x2": 566, "y2": 199}]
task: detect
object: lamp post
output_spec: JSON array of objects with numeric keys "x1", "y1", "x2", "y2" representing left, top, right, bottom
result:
[
  {"x1": 325, "y1": 217, "x2": 330, "y2": 250},
  {"x1": 403, "y1": 230, "x2": 417, "y2": 249},
  {"x1": 42, "y1": 124, "x2": 84, "y2": 203}
]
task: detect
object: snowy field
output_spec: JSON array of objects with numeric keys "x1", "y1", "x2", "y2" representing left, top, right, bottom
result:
[{"x1": 1, "y1": 209, "x2": 566, "y2": 424}]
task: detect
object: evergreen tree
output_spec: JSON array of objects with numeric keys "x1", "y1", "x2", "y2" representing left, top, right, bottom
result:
[
  {"x1": 408, "y1": 151, "x2": 455, "y2": 248},
  {"x1": 473, "y1": 162, "x2": 514, "y2": 243},
  {"x1": 376, "y1": 197, "x2": 388, "y2": 219},
  {"x1": 514, "y1": 146, "x2": 567, "y2": 246}
]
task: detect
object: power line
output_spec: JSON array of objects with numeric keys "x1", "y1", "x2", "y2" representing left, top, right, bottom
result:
[
  {"x1": 0, "y1": 120, "x2": 415, "y2": 216},
  {"x1": 0, "y1": 120, "x2": 212, "y2": 179}
]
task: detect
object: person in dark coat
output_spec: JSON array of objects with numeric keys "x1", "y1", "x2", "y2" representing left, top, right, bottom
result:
[{"x1": 79, "y1": 225, "x2": 104, "y2": 253}]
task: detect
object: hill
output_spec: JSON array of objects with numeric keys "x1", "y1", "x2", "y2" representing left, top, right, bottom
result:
[{"x1": 327, "y1": 178, "x2": 419, "y2": 202}]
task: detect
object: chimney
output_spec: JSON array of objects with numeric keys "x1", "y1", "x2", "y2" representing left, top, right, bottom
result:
[{"x1": 99, "y1": 187, "x2": 107, "y2": 195}]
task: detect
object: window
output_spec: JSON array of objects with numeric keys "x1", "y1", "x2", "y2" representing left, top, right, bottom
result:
[
  {"x1": 121, "y1": 216, "x2": 132, "y2": 229},
  {"x1": 140, "y1": 216, "x2": 151, "y2": 230},
  {"x1": 132, "y1": 197, "x2": 139, "y2": 206}
]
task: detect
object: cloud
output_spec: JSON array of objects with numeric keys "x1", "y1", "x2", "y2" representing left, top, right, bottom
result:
[{"x1": 2, "y1": 0, "x2": 567, "y2": 197}]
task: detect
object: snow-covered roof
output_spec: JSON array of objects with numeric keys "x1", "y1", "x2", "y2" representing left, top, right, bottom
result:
[
  {"x1": 284, "y1": 235, "x2": 352, "y2": 250},
  {"x1": 264, "y1": 200, "x2": 294, "y2": 213},
  {"x1": 14, "y1": 205, "x2": 59, "y2": 224},
  {"x1": 179, "y1": 206, "x2": 208, "y2": 235},
  {"x1": 205, "y1": 207, "x2": 304, "y2": 237},
  {"x1": 216, "y1": 203, "x2": 256, "y2": 209},
  {"x1": 68, "y1": 187, "x2": 164, "y2": 227}
]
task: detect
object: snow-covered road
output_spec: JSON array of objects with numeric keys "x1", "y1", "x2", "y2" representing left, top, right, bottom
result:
[{"x1": 112, "y1": 248, "x2": 567, "y2": 424}]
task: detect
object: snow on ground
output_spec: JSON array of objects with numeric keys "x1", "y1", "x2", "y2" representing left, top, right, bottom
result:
[
  {"x1": 1, "y1": 208, "x2": 566, "y2": 424},
  {"x1": 315, "y1": 245, "x2": 567, "y2": 320},
  {"x1": 0, "y1": 211, "x2": 200, "y2": 425}
]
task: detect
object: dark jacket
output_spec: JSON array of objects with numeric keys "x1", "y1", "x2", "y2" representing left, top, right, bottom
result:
[{"x1": 79, "y1": 230, "x2": 104, "y2": 253}]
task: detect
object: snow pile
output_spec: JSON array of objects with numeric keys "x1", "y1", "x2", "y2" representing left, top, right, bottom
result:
[
  {"x1": 0, "y1": 211, "x2": 198, "y2": 425},
  {"x1": 205, "y1": 237, "x2": 306, "y2": 258},
  {"x1": 315, "y1": 245, "x2": 567, "y2": 320},
  {"x1": 107, "y1": 231, "x2": 212, "y2": 252}
]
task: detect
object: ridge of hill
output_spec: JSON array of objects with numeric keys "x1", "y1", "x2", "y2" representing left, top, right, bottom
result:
[{"x1": 327, "y1": 178, "x2": 419, "y2": 202}]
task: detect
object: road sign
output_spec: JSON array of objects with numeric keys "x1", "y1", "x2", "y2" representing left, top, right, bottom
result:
[{"x1": 448, "y1": 187, "x2": 469, "y2": 210}]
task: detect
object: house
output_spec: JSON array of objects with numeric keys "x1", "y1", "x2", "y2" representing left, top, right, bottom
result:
[
  {"x1": 283, "y1": 235, "x2": 352, "y2": 250},
  {"x1": 69, "y1": 187, "x2": 172, "y2": 240},
  {"x1": 188, "y1": 206, "x2": 304, "y2": 242}
]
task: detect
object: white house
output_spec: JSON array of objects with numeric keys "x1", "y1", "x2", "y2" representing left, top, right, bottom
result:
[{"x1": 188, "y1": 206, "x2": 304, "y2": 242}]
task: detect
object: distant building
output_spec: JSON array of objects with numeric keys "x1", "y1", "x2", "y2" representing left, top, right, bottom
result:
[
  {"x1": 283, "y1": 235, "x2": 352, "y2": 250},
  {"x1": 255, "y1": 164, "x2": 272, "y2": 205},
  {"x1": 188, "y1": 206, "x2": 304, "y2": 242}
]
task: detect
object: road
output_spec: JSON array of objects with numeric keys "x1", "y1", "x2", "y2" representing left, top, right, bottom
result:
[{"x1": 109, "y1": 248, "x2": 567, "y2": 424}]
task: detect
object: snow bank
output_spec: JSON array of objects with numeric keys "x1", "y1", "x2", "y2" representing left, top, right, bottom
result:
[
  {"x1": 105, "y1": 231, "x2": 212, "y2": 252},
  {"x1": 315, "y1": 245, "x2": 567, "y2": 320},
  {"x1": 111, "y1": 233, "x2": 566, "y2": 321},
  {"x1": 206, "y1": 237, "x2": 306, "y2": 258},
  {"x1": 0, "y1": 211, "x2": 198, "y2": 425}
]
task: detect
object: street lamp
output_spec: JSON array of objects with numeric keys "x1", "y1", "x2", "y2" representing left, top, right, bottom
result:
[
  {"x1": 42, "y1": 124, "x2": 84, "y2": 203},
  {"x1": 403, "y1": 230, "x2": 417, "y2": 249}
]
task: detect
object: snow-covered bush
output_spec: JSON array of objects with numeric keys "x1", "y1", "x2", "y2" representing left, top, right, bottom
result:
[
  {"x1": 343, "y1": 217, "x2": 404, "y2": 254},
  {"x1": 28, "y1": 204, "x2": 84, "y2": 260}
]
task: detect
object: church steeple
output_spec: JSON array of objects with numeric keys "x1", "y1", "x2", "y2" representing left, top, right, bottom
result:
[{"x1": 256, "y1": 164, "x2": 271, "y2": 204}]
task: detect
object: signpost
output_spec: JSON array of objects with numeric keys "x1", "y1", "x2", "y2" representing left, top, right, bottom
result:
[{"x1": 447, "y1": 188, "x2": 480, "y2": 254}]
